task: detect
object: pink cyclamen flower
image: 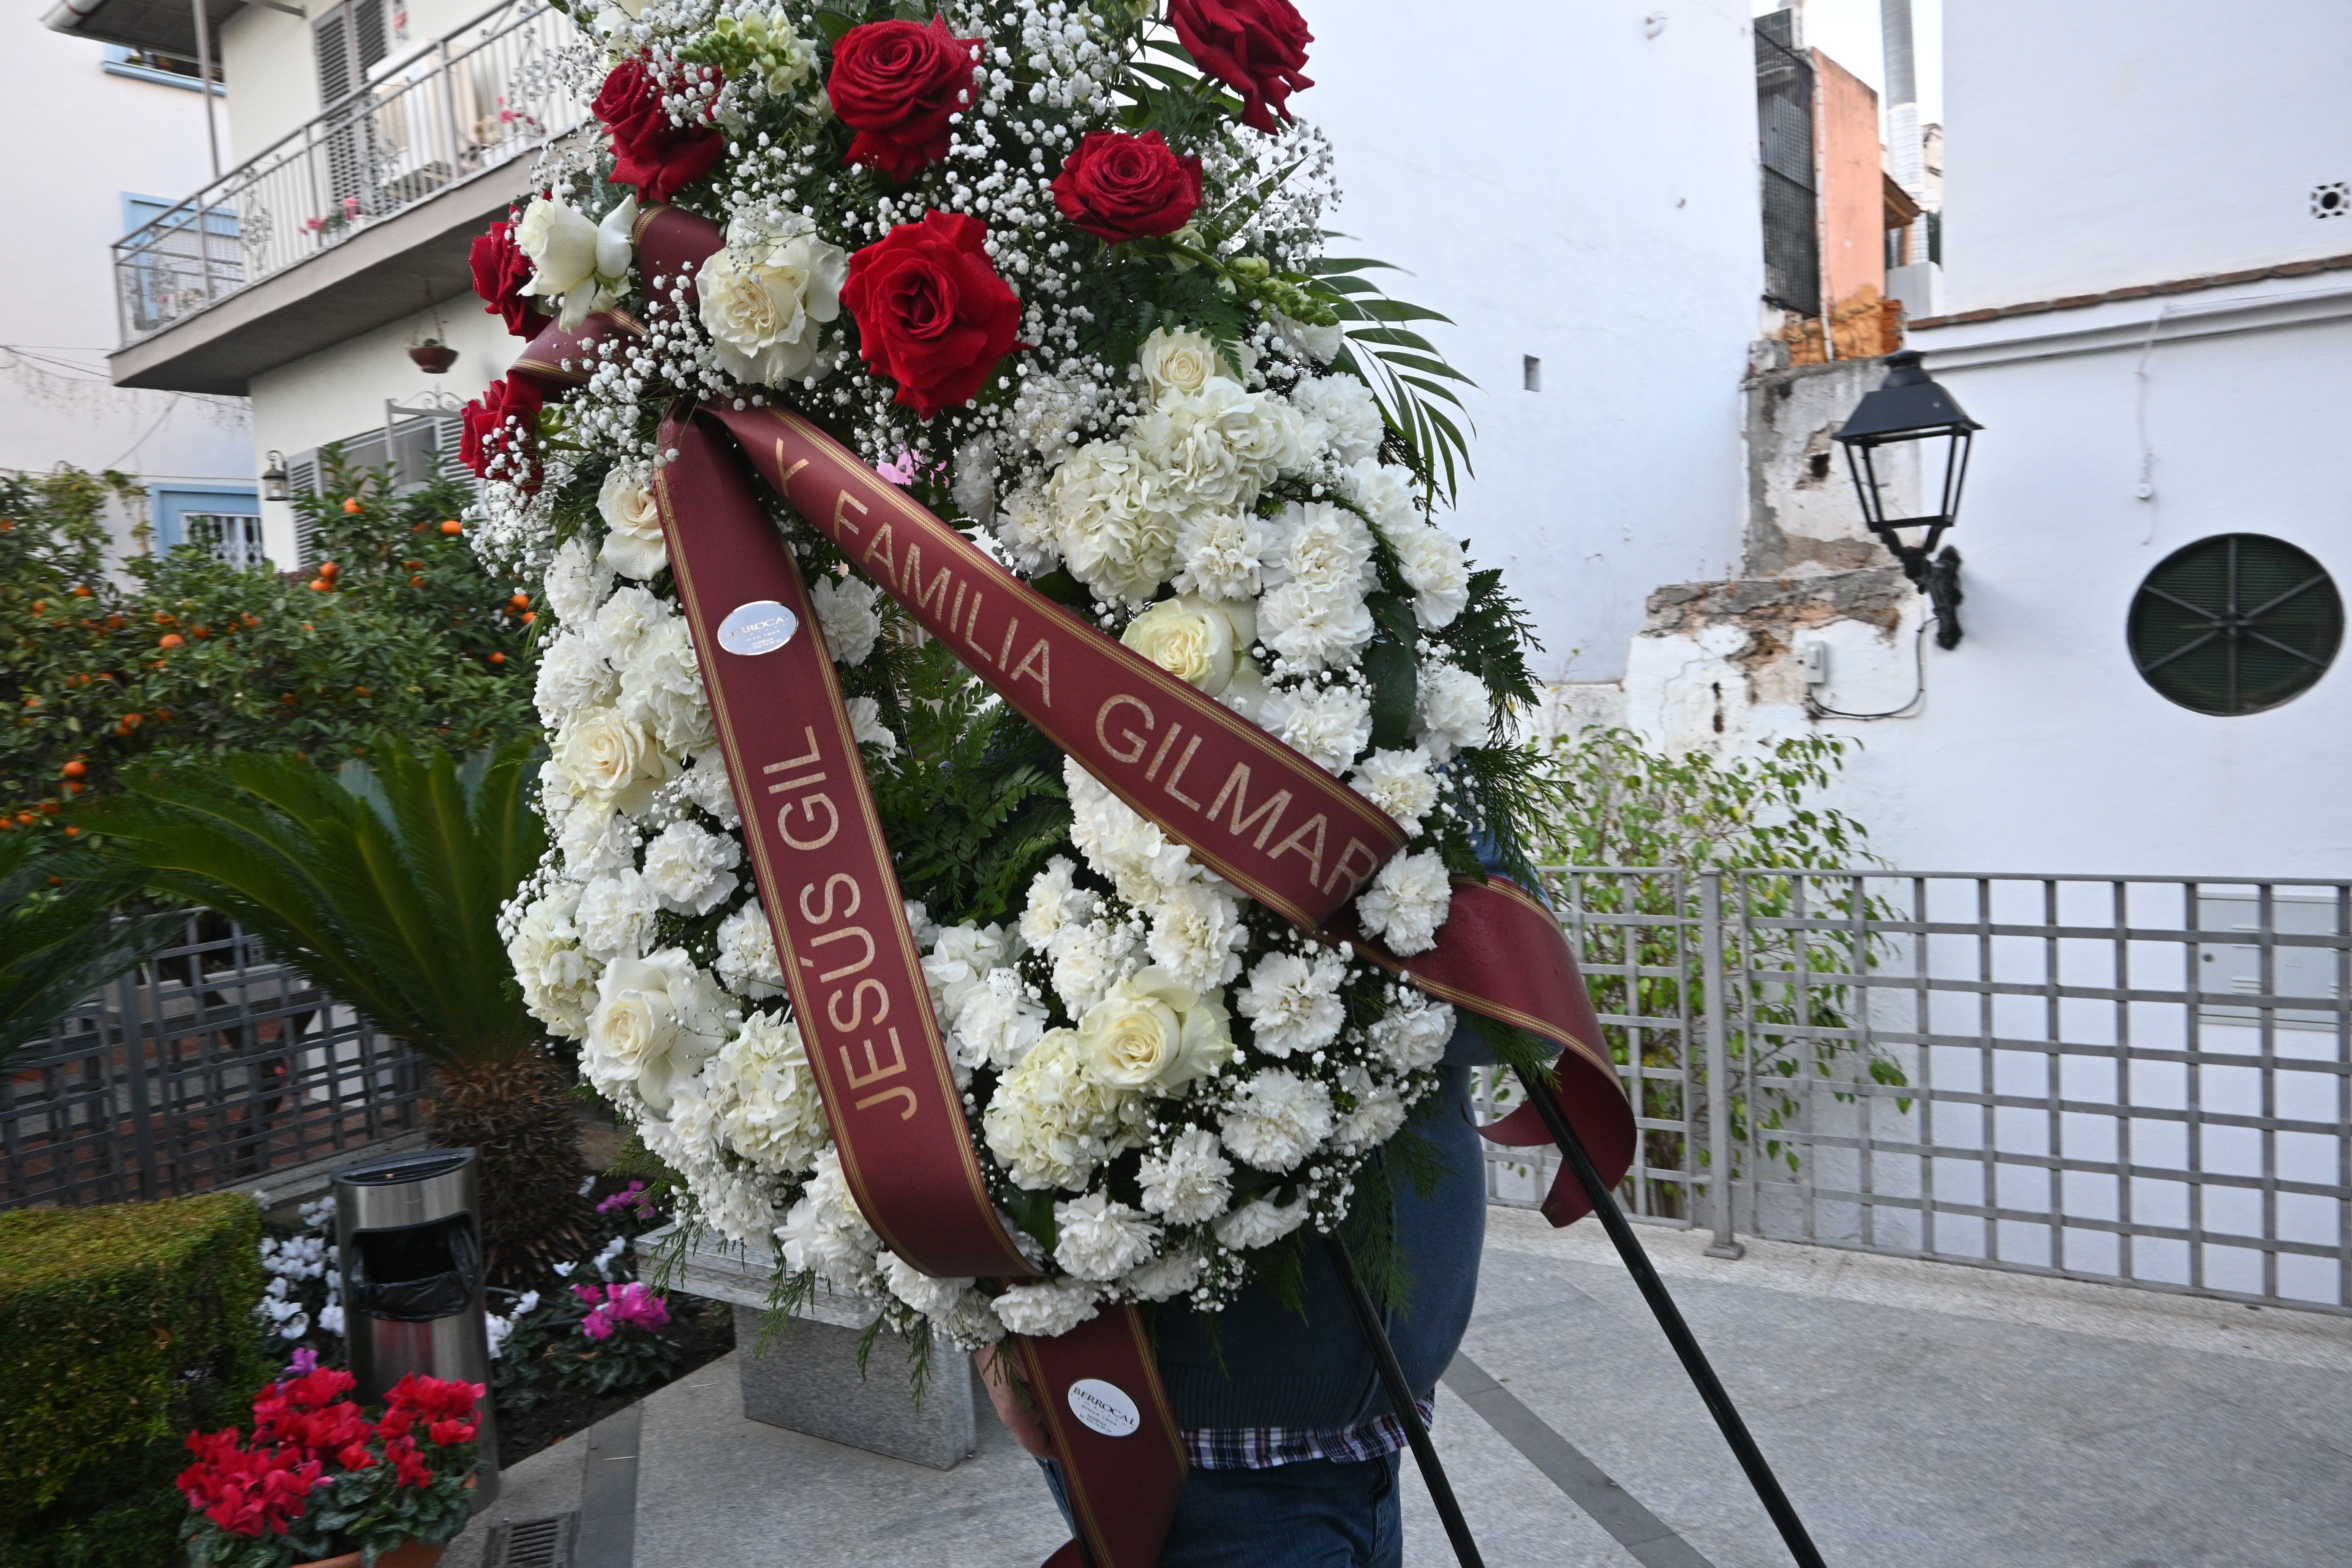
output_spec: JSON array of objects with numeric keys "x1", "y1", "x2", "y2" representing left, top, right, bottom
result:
[
  {"x1": 610, "y1": 1282, "x2": 670, "y2": 1331},
  {"x1": 280, "y1": 1347, "x2": 321, "y2": 1381}
]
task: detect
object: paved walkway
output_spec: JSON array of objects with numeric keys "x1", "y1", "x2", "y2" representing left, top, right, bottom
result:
[{"x1": 445, "y1": 1210, "x2": 2352, "y2": 1568}]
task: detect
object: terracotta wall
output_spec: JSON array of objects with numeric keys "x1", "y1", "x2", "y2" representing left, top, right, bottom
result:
[{"x1": 1785, "y1": 48, "x2": 1899, "y2": 363}]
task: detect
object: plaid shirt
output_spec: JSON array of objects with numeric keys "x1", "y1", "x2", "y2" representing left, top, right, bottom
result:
[{"x1": 1183, "y1": 1399, "x2": 1436, "y2": 1471}]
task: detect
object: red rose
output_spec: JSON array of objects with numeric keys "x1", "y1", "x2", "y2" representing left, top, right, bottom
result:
[
  {"x1": 460, "y1": 376, "x2": 546, "y2": 487},
  {"x1": 1171, "y1": 0, "x2": 1314, "y2": 134},
  {"x1": 593, "y1": 56, "x2": 725, "y2": 205},
  {"x1": 842, "y1": 211, "x2": 1024, "y2": 419},
  {"x1": 827, "y1": 16, "x2": 980, "y2": 183},
  {"x1": 471, "y1": 219, "x2": 549, "y2": 339},
  {"x1": 1051, "y1": 131, "x2": 1203, "y2": 245}
]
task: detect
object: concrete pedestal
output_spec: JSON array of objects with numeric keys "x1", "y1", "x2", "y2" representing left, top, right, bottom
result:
[{"x1": 641, "y1": 1226, "x2": 982, "y2": 1471}]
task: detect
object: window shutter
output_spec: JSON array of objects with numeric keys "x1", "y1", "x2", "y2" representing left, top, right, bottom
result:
[
  {"x1": 286, "y1": 449, "x2": 321, "y2": 567},
  {"x1": 314, "y1": 8, "x2": 353, "y2": 105}
]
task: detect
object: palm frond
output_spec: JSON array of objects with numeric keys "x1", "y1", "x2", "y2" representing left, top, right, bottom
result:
[{"x1": 0, "y1": 839, "x2": 182, "y2": 1064}]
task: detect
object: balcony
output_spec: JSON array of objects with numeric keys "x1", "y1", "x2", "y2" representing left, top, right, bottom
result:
[{"x1": 108, "y1": 0, "x2": 587, "y2": 395}]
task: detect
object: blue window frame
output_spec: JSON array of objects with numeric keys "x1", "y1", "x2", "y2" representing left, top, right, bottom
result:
[{"x1": 150, "y1": 485, "x2": 262, "y2": 553}]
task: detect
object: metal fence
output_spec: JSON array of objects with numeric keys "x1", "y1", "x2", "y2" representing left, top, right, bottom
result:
[
  {"x1": 0, "y1": 915, "x2": 427, "y2": 1209},
  {"x1": 1488, "y1": 870, "x2": 2352, "y2": 1318},
  {"x1": 112, "y1": 0, "x2": 586, "y2": 345}
]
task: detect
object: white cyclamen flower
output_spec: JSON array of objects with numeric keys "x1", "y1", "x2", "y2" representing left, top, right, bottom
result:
[
  {"x1": 583, "y1": 948, "x2": 732, "y2": 1116},
  {"x1": 713, "y1": 900, "x2": 785, "y2": 998},
  {"x1": 809, "y1": 573, "x2": 881, "y2": 667},
  {"x1": 1052, "y1": 1192, "x2": 1160, "y2": 1282},
  {"x1": 1357, "y1": 849, "x2": 1453, "y2": 957},
  {"x1": 992, "y1": 1276, "x2": 1102, "y2": 1338},
  {"x1": 1214, "y1": 1192, "x2": 1311, "y2": 1251},
  {"x1": 1348, "y1": 747, "x2": 1440, "y2": 836},
  {"x1": 697, "y1": 220, "x2": 849, "y2": 386},
  {"x1": 1221, "y1": 1068, "x2": 1335, "y2": 1172},
  {"x1": 1136, "y1": 1127, "x2": 1233, "y2": 1225},
  {"x1": 1413, "y1": 662, "x2": 1494, "y2": 762},
  {"x1": 642, "y1": 818, "x2": 742, "y2": 916},
  {"x1": 1235, "y1": 950, "x2": 1347, "y2": 1059},
  {"x1": 1120, "y1": 595, "x2": 1255, "y2": 697},
  {"x1": 597, "y1": 467, "x2": 667, "y2": 580}
]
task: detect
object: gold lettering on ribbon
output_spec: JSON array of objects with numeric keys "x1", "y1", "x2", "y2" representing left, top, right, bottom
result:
[
  {"x1": 1010, "y1": 639, "x2": 1052, "y2": 706},
  {"x1": 810, "y1": 925, "x2": 876, "y2": 983},
  {"x1": 842, "y1": 1027, "x2": 919, "y2": 1120},
  {"x1": 1097, "y1": 695, "x2": 1154, "y2": 765},
  {"x1": 778, "y1": 793, "x2": 839, "y2": 850},
  {"x1": 1325, "y1": 837, "x2": 1383, "y2": 899},
  {"x1": 1268, "y1": 813, "x2": 1328, "y2": 885},
  {"x1": 907, "y1": 542, "x2": 956, "y2": 619},
  {"x1": 799, "y1": 873, "x2": 860, "y2": 924},
  {"x1": 763, "y1": 727, "x2": 823, "y2": 776},
  {"x1": 828, "y1": 978, "x2": 889, "y2": 1031},
  {"x1": 834, "y1": 487, "x2": 869, "y2": 540},
  {"x1": 862, "y1": 518, "x2": 898, "y2": 587},
  {"x1": 1209, "y1": 763, "x2": 1290, "y2": 849},
  {"x1": 1162, "y1": 736, "x2": 1206, "y2": 810}
]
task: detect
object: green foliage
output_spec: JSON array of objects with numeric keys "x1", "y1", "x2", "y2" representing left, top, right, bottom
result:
[
  {"x1": 0, "y1": 455, "x2": 538, "y2": 839},
  {"x1": 1533, "y1": 727, "x2": 1872, "y2": 873},
  {"x1": 0, "y1": 1192, "x2": 269, "y2": 1568},
  {"x1": 1302, "y1": 252, "x2": 1478, "y2": 504},
  {"x1": 76, "y1": 738, "x2": 547, "y2": 1067},
  {"x1": 0, "y1": 833, "x2": 181, "y2": 1064}
]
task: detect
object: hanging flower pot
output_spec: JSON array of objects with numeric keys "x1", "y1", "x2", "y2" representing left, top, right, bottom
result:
[{"x1": 409, "y1": 342, "x2": 460, "y2": 373}]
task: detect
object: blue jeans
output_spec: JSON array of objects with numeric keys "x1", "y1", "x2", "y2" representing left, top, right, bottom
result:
[{"x1": 1038, "y1": 1453, "x2": 1404, "y2": 1568}]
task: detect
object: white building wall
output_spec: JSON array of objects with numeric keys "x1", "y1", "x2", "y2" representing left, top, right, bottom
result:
[
  {"x1": 1306, "y1": 0, "x2": 1763, "y2": 685},
  {"x1": 1941, "y1": 0, "x2": 2352, "y2": 313},
  {"x1": 1, "y1": 17, "x2": 252, "y2": 539}
]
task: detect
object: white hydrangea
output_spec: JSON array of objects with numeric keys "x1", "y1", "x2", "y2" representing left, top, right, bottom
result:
[
  {"x1": 1289, "y1": 373, "x2": 1386, "y2": 467},
  {"x1": 714, "y1": 900, "x2": 785, "y2": 998},
  {"x1": 1259, "y1": 683, "x2": 1373, "y2": 774},
  {"x1": 1413, "y1": 662, "x2": 1494, "y2": 761},
  {"x1": 642, "y1": 818, "x2": 743, "y2": 916},
  {"x1": 1348, "y1": 747, "x2": 1440, "y2": 836},
  {"x1": 1357, "y1": 849, "x2": 1453, "y2": 957},
  {"x1": 1128, "y1": 378, "x2": 1263, "y2": 514},
  {"x1": 617, "y1": 617, "x2": 716, "y2": 755},
  {"x1": 1053, "y1": 1192, "x2": 1160, "y2": 1282},
  {"x1": 992, "y1": 1274, "x2": 1101, "y2": 1338},
  {"x1": 982, "y1": 1029, "x2": 1145, "y2": 1191},
  {"x1": 810, "y1": 573, "x2": 882, "y2": 667},
  {"x1": 1221, "y1": 1068, "x2": 1335, "y2": 1172},
  {"x1": 1213, "y1": 1192, "x2": 1310, "y2": 1252},
  {"x1": 1369, "y1": 989, "x2": 1456, "y2": 1072},
  {"x1": 575, "y1": 866, "x2": 659, "y2": 960},
  {"x1": 507, "y1": 884, "x2": 599, "y2": 1036},
  {"x1": 1145, "y1": 881, "x2": 1249, "y2": 991},
  {"x1": 708, "y1": 1009, "x2": 830, "y2": 1174},
  {"x1": 1136, "y1": 1127, "x2": 1233, "y2": 1225},
  {"x1": 1235, "y1": 950, "x2": 1347, "y2": 1059}
]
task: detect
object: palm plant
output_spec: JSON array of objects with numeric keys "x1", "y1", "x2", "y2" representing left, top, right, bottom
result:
[
  {"x1": 0, "y1": 837, "x2": 183, "y2": 1065},
  {"x1": 77, "y1": 739, "x2": 592, "y2": 1284}
]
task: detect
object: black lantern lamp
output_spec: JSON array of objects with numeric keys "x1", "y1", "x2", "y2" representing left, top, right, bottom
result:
[
  {"x1": 1833, "y1": 349, "x2": 1980, "y2": 648},
  {"x1": 261, "y1": 451, "x2": 291, "y2": 504}
]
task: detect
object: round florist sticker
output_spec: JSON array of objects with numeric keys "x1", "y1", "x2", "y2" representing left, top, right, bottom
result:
[
  {"x1": 716, "y1": 600, "x2": 799, "y2": 656},
  {"x1": 1066, "y1": 1377, "x2": 1141, "y2": 1438}
]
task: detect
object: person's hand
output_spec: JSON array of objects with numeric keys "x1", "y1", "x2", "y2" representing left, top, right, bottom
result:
[{"x1": 975, "y1": 1341, "x2": 1054, "y2": 1458}]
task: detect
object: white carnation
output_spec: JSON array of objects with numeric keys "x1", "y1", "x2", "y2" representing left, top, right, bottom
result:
[
  {"x1": 1173, "y1": 508, "x2": 1279, "y2": 602},
  {"x1": 575, "y1": 866, "x2": 658, "y2": 960},
  {"x1": 714, "y1": 900, "x2": 785, "y2": 998},
  {"x1": 1413, "y1": 662, "x2": 1494, "y2": 761},
  {"x1": 1235, "y1": 950, "x2": 1347, "y2": 1059},
  {"x1": 681, "y1": 751, "x2": 742, "y2": 829},
  {"x1": 507, "y1": 885, "x2": 599, "y2": 1036},
  {"x1": 597, "y1": 467, "x2": 667, "y2": 580},
  {"x1": 556, "y1": 799, "x2": 640, "y2": 881},
  {"x1": 1369, "y1": 990, "x2": 1455, "y2": 1072},
  {"x1": 1145, "y1": 881, "x2": 1248, "y2": 991},
  {"x1": 1214, "y1": 1192, "x2": 1310, "y2": 1252},
  {"x1": 1334, "y1": 1064, "x2": 1407, "y2": 1150},
  {"x1": 1019, "y1": 856, "x2": 1097, "y2": 950},
  {"x1": 1348, "y1": 747, "x2": 1440, "y2": 836},
  {"x1": 1394, "y1": 525, "x2": 1470, "y2": 630},
  {"x1": 697, "y1": 222, "x2": 848, "y2": 387},
  {"x1": 1357, "y1": 849, "x2": 1453, "y2": 957},
  {"x1": 809, "y1": 574, "x2": 881, "y2": 667},
  {"x1": 1270, "y1": 311, "x2": 1341, "y2": 366},
  {"x1": 991, "y1": 483, "x2": 1061, "y2": 574},
  {"x1": 534, "y1": 631, "x2": 618, "y2": 726},
  {"x1": 1277, "y1": 501, "x2": 1379, "y2": 593},
  {"x1": 544, "y1": 536, "x2": 609, "y2": 624},
  {"x1": 1120, "y1": 1249, "x2": 1204, "y2": 1302},
  {"x1": 992, "y1": 1276, "x2": 1101, "y2": 1338},
  {"x1": 1339, "y1": 459, "x2": 1421, "y2": 534},
  {"x1": 778, "y1": 1151, "x2": 880, "y2": 1291},
  {"x1": 878, "y1": 1250, "x2": 970, "y2": 1317},
  {"x1": 1052, "y1": 1193, "x2": 1160, "y2": 1282},
  {"x1": 1136, "y1": 1127, "x2": 1233, "y2": 1225},
  {"x1": 595, "y1": 584, "x2": 665, "y2": 655},
  {"x1": 950, "y1": 968, "x2": 1050, "y2": 1071},
  {"x1": 1259, "y1": 683, "x2": 1373, "y2": 773},
  {"x1": 1221, "y1": 1068, "x2": 1334, "y2": 1172},
  {"x1": 642, "y1": 819, "x2": 743, "y2": 916},
  {"x1": 845, "y1": 695, "x2": 898, "y2": 756},
  {"x1": 617, "y1": 617, "x2": 715, "y2": 755},
  {"x1": 1289, "y1": 373, "x2": 1386, "y2": 467}
]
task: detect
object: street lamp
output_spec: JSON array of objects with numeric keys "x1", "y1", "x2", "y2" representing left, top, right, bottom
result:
[
  {"x1": 261, "y1": 452, "x2": 291, "y2": 504},
  {"x1": 1833, "y1": 350, "x2": 1980, "y2": 648}
]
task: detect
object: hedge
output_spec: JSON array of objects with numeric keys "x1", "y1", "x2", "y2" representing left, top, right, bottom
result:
[{"x1": 0, "y1": 1190, "x2": 269, "y2": 1567}]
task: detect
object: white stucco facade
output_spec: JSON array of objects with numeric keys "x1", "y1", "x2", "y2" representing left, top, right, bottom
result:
[{"x1": 2, "y1": 15, "x2": 253, "y2": 547}]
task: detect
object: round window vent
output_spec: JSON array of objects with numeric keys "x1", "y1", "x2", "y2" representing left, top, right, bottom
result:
[{"x1": 2128, "y1": 534, "x2": 2342, "y2": 715}]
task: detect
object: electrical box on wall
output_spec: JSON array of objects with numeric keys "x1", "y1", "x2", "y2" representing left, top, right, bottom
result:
[{"x1": 1798, "y1": 640, "x2": 1829, "y2": 686}]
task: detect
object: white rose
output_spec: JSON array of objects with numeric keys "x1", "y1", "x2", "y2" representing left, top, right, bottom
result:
[
  {"x1": 1356, "y1": 849, "x2": 1453, "y2": 957},
  {"x1": 809, "y1": 573, "x2": 881, "y2": 667},
  {"x1": 697, "y1": 224, "x2": 848, "y2": 386},
  {"x1": 558, "y1": 706, "x2": 677, "y2": 815},
  {"x1": 515, "y1": 195, "x2": 602, "y2": 299},
  {"x1": 1394, "y1": 525, "x2": 1469, "y2": 630},
  {"x1": 1052, "y1": 1192, "x2": 1160, "y2": 1282},
  {"x1": 1119, "y1": 594, "x2": 1254, "y2": 697},
  {"x1": 1137, "y1": 327, "x2": 1225, "y2": 400},
  {"x1": 1413, "y1": 662, "x2": 1494, "y2": 762},
  {"x1": 598, "y1": 468, "x2": 667, "y2": 580},
  {"x1": 1075, "y1": 967, "x2": 1232, "y2": 1092},
  {"x1": 1348, "y1": 747, "x2": 1440, "y2": 837},
  {"x1": 1221, "y1": 1067, "x2": 1335, "y2": 1172},
  {"x1": 642, "y1": 818, "x2": 742, "y2": 916},
  {"x1": 584, "y1": 949, "x2": 732, "y2": 1115},
  {"x1": 1234, "y1": 949, "x2": 1347, "y2": 1059}
]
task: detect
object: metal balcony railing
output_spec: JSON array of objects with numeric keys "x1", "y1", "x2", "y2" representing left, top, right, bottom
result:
[{"x1": 111, "y1": 0, "x2": 587, "y2": 347}]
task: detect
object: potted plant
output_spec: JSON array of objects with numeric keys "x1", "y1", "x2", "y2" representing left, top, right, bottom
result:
[
  {"x1": 407, "y1": 341, "x2": 459, "y2": 374},
  {"x1": 177, "y1": 1363, "x2": 482, "y2": 1568}
]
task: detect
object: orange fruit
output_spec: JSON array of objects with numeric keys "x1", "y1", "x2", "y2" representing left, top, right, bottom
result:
[
  {"x1": 121, "y1": 712, "x2": 143, "y2": 727},
  {"x1": 158, "y1": 634, "x2": 184, "y2": 649},
  {"x1": 71, "y1": 585, "x2": 91, "y2": 598},
  {"x1": 308, "y1": 579, "x2": 331, "y2": 592},
  {"x1": 521, "y1": 610, "x2": 537, "y2": 625},
  {"x1": 63, "y1": 825, "x2": 80, "y2": 838},
  {"x1": 440, "y1": 520, "x2": 463, "y2": 535},
  {"x1": 319, "y1": 561, "x2": 339, "y2": 577},
  {"x1": 354, "y1": 686, "x2": 371, "y2": 698},
  {"x1": 61, "y1": 760, "x2": 85, "y2": 779},
  {"x1": 410, "y1": 574, "x2": 427, "y2": 588},
  {"x1": 489, "y1": 651, "x2": 507, "y2": 665},
  {"x1": 343, "y1": 497, "x2": 363, "y2": 514},
  {"x1": 510, "y1": 592, "x2": 531, "y2": 610}
]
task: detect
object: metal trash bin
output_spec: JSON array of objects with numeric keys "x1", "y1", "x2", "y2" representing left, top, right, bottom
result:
[{"x1": 333, "y1": 1147, "x2": 500, "y2": 1508}]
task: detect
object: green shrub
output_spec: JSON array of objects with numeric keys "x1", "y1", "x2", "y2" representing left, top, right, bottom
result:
[{"x1": 0, "y1": 1191, "x2": 270, "y2": 1568}]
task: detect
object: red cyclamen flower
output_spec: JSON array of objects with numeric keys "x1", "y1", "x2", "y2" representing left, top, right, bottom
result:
[
  {"x1": 827, "y1": 16, "x2": 980, "y2": 183},
  {"x1": 471, "y1": 218, "x2": 551, "y2": 340},
  {"x1": 593, "y1": 56, "x2": 725, "y2": 205},
  {"x1": 1171, "y1": 0, "x2": 1315, "y2": 135},
  {"x1": 841, "y1": 210, "x2": 1026, "y2": 420},
  {"x1": 1052, "y1": 131, "x2": 1204, "y2": 244}
]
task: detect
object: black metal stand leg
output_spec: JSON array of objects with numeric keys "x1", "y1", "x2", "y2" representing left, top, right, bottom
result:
[
  {"x1": 1514, "y1": 1066, "x2": 1827, "y2": 1568},
  {"x1": 1323, "y1": 1233, "x2": 1485, "y2": 1568}
]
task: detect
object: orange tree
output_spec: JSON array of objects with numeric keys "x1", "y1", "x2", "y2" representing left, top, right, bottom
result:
[{"x1": 0, "y1": 452, "x2": 540, "y2": 836}]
